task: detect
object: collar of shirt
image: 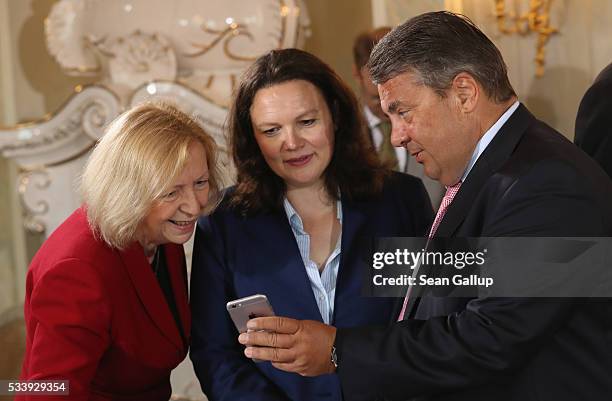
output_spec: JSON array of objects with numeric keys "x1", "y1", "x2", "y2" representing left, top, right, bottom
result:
[
  {"x1": 283, "y1": 197, "x2": 343, "y2": 234},
  {"x1": 363, "y1": 105, "x2": 381, "y2": 130},
  {"x1": 460, "y1": 100, "x2": 520, "y2": 182}
]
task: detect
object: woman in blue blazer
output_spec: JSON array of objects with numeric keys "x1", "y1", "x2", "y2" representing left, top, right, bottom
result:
[{"x1": 190, "y1": 48, "x2": 434, "y2": 401}]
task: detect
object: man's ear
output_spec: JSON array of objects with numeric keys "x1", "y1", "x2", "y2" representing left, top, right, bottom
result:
[{"x1": 451, "y1": 72, "x2": 479, "y2": 113}]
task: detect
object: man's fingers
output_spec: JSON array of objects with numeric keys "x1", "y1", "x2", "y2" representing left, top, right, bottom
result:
[
  {"x1": 238, "y1": 318, "x2": 337, "y2": 376},
  {"x1": 244, "y1": 346, "x2": 295, "y2": 363},
  {"x1": 239, "y1": 330, "x2": 294, "y2": 348},
  {"x1": 247, "y1": 316, "x2": 300, "y2": 333}
]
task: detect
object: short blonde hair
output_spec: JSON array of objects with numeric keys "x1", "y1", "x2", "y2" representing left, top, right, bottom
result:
[{"x1": 81, "y1": 102, "x2": 222, "y2": 249}]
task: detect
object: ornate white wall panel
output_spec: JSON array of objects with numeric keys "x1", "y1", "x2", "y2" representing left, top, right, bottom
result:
[{"x1": 0, "y1": 85, "x2": 121, "y2": 235}]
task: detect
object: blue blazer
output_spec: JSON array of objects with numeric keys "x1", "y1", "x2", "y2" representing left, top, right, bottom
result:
[{"x1": 190, "y1": 172, "x2": 433, "y2": 401}]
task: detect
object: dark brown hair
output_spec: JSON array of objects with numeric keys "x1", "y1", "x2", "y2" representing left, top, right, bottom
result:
[
  {"x1": 353, "y1": 27, "x2": 392, "y2": 69},
  {"x1": 229, "y1": 48, "x2": 386, "y2": 213}
]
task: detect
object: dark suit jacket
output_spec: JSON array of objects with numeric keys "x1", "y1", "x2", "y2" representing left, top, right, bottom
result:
[
  {"x1": 575, "y1": 62, "x2": 612, "y2": 179},
  {"x1": 190, "y1": 172, "x2": 434, "y2": 401},
  {"x1": 335, "y1": 104, "x2": 612, "y2": 401},
  {"x1": 18, "y1": 207, "x2": 190, "y2": 401}
]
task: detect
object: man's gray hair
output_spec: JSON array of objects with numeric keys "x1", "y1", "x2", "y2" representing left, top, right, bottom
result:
[{"x1": 368, "y1": 11, "x2": 515, "y2": 103}]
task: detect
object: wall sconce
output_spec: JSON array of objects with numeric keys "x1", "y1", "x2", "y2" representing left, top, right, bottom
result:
[{"x1": 494, "y1": 0, "x2": 559, "y2": 77}]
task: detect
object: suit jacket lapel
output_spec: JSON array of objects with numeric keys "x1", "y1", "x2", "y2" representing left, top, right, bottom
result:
[
  {"x1": 120, "y1": 243, "x2": 184, "y2": 350},
  {"x1": 436, "y1": 104, "x2": 534, "y2": 238},
  {"x1": 333, "y1": 198, "x2": 367, "y2": 323},
  {"x1": 249, "y1": 211, "x2": 324, "y2": 322}
]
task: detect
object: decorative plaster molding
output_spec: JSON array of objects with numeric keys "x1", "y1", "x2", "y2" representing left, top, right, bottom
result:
[
  {"x1": 0, "y1": 85, "x2": 120, "y2": 158},
  {"x1": 17, "y1": 168, "x2": 50, "y2": 234},
  {"x1": 44, "y1": 0, "x2": 310, "y2": 106}
]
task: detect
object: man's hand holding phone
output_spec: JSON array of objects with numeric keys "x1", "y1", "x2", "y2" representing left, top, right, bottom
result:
[{"x1": 238, "y1": 316, "x2": 337, "y2": 376}]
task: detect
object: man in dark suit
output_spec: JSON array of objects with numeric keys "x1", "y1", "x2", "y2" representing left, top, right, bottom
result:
[
  {"x1": 352, "y1": 27, "x2": 401, "y2": 170},
  {"x1": 575, "y1": 61, "x2": 612, "y2": 179},
  {"x1": 239, "y1": 11, "x2": 612, "y2": 401}
]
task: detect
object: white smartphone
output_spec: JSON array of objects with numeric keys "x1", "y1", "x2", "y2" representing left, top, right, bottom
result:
[{"x1": 226, "y1": 294, "x2": 275, "y2": 333}]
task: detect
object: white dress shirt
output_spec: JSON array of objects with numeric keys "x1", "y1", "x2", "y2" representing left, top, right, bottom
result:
[
  {"x1": 283, "y1": 198, "x2": 342, "y2": 324},
  {"x1": 461, "y1": 101, "x2": 520, "y2": 182}
]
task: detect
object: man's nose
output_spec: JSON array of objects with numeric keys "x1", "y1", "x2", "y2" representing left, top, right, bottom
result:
[{"x1": 390, "y1": 122, "x2": 408, "y2": 147}]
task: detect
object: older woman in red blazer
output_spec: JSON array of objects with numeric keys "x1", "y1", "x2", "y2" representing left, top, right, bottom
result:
[{"x1": 17, "y1": 103, "x2": 221, "y2": 401}]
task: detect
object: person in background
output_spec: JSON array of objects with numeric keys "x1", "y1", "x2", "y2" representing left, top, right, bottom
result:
[
  {"x1": 575, "y1": 61, "x2": 612, "y2": 179},
  {"x1": 239, "y1": 12, "x2": 612, "y2": 401},
  {"x1": 190, "y1": 48, "x2": 434, "y2": 401},
  {"x1": 353, "y1": 27, "x2": 443, "y2": 205},
  {"x1": 18, "y1": 103, "x2": 221, "y2": 401}
]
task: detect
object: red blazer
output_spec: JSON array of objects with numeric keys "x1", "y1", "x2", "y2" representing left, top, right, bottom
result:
[{"x1": 18, "y1": 207, "x2": 191, "y2": 401}]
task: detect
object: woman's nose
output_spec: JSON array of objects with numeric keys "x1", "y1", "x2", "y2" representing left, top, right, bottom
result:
[
  {"x1": 283, "y1": 127, "x2": 303, "y2": 150},
  {"x1": 180, "y1": 189, "x2": 201, "y2": 216}
]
